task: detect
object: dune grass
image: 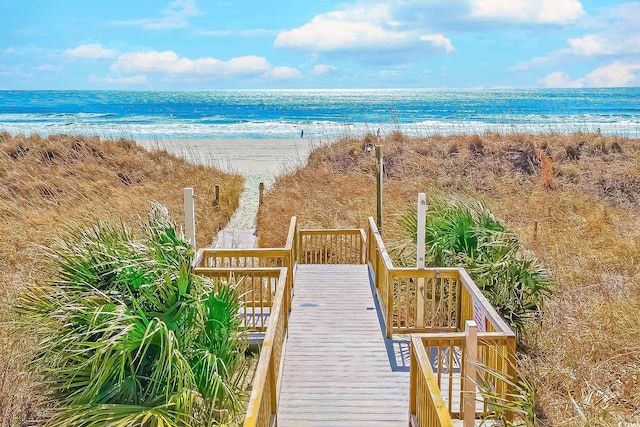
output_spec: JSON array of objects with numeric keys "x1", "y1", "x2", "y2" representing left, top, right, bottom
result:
[
  {"x1": 256, "y1": 131, "x2": 640, "y2": 426},
  {"x1": 0, "y1": 132, "x2": 243, "y2": 426}
]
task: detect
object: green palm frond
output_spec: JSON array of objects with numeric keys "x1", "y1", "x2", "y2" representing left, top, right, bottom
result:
[
  {"x1": 397, "y1": 192, "x2": 554, "y2": 333},
  {"x1": 18, "y1": 203, "x2": 247, "y2": 426}
]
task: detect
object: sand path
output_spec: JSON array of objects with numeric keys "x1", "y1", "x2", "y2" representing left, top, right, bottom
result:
[{"x1": 137, "y1": 138, "x2": 320, "y2": 247}]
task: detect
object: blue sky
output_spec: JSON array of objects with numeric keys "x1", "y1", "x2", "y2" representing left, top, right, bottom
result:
[{"x1": 1, "y1": 0, "x2": 639, "y2": 89}]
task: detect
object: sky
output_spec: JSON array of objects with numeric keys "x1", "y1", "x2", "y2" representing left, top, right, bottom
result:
[{"x1": 1, "y1": 0, "x2": 639, "y2": 90}]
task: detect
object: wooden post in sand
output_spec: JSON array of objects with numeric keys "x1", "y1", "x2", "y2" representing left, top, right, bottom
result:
[
  {"x1": 213, "y1": 185, "x2": 220, "y2": 210},
  {"x1": 184, "y1": 187, "x2": 196, "y2": 247},
  {"x1": 416, "y1": 193, "x2": 427, "y2": 328},
  {"x1": 259, "y1": 182, "x2": 265, "y2": 206},
  {"x1": 376, "y1": 146, "x2": 383, "y2": 233}
]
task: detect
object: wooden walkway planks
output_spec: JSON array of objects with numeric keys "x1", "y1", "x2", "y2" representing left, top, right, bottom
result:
[{"x1": 278, "y1": 264, "x2": 409, "y2": 427}]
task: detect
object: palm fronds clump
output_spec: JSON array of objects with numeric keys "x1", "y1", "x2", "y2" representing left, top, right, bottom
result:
[
  {"x1": 17, "y1": 203, "x2": 246, "y2": 426},
  {"x1": 399, "y1": 194, "x2": 553, "y2": 333}
]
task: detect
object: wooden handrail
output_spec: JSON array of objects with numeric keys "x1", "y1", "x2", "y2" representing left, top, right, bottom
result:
[
  {"x1": 409, "y1": 336, "x2": 455, "y2": 427},
  {"x1": 298, "y1": 228, "x2": 366, "y2": 264},
  {"x1": 366, "y1": 217, "x2": 514, "y2": 337},
  {"x1": 243, "y1": 267, "x2": 289, "y2": 427},
  {"x1": 410, "y1": 331, "x2": 516, "y2": 422},
  {"x1": 458, "y1": 268, "x2": 514, "y2": 337}
]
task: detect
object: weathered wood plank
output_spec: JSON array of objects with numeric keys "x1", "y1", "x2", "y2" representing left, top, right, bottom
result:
[{"x1": 278, "y1": 264, "x2": 410, "y2": 427}]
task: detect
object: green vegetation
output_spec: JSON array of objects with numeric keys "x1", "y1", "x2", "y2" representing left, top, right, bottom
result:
[
  {"x1": 16, "y1": 204, "x2": 246, "y2": 427},
  {"x1": 399, "y1": 194, "x2": 553, "y2": 333},
  {"x1": 0, "y1": 133, "x2": 243, "y2": 425},
  {"x1": 476, "y1": 352, "x2": 538, "y2": 427}
]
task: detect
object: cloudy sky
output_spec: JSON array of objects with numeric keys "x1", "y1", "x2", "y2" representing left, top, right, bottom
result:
[{"x1": 1, "y1": 0, "x2": 639, "y2": 89}]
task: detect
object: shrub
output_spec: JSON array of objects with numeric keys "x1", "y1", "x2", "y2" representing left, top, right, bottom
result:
[
  {"x1": 16, "y1": 204, "x2": 246, "y2": 426},
  {"x1": 399, "y1": 194, "x2": 553, "y2": 333}
]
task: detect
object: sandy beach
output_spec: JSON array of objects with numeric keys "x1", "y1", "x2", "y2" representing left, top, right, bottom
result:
[
  {"x1": 136, "y1": 138, "x2": 323, "y2": 242},
  {"x1": 136, "y1": 138, "x2": 321, "y2": 174}
]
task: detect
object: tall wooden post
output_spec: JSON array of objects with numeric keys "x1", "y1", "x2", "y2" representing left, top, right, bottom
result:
[
  {"x1": 259, "y1": 182, "x2": 265, "y2": 206},
  {"x1": 375, "y1": 146, "x2": 383, "y2": 232},
  {"x1": 416, "y1": 193, "x2": 427, "y2": 328},
  {"x1": 464, "y1": 320, "x2": 478, "y2": 427},
  {"x1": 184, "y1": 187, "x2": 196, "y2": 247},
  {"x1": 213, "y1": 185, "x2": 220, "y2": 210}
]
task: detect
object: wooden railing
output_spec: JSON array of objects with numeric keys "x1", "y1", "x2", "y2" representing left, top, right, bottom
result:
[
  {"x1": 194, "y1": 216, "x2": 297, "y2": 305},
  {"x1": 194, "y1": 268, "x2": 283, "y2": 331},
  {"x1": 242, "y1": 267, "x2": 290, "y2": 427},
  {"x1": 409, "y1": 336, "x2": 455, "y2": 427},
  {"x1": 191, "y1": 215, "x2": 515, "y2": 427},
  {"x1": 297, "y1": 228, "x2": 366, "y2": 264},
  {"x1": 365, "y1": 216, "x2": 516, "y2": 426},
  {"x1": 366, "y1": 217, "x2": 514, "y2": 338},
  {"x1": 410, "y1": 330, "x2": 516, "y2": 423}
]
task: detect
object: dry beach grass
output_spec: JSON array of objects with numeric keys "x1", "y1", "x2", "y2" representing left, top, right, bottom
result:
[
  {"x1": 0, "y1": 133, "x2": 243, "y2": 425},
  {"x1": 257, "y1": 131, "x2": 640, "y2": 426}
]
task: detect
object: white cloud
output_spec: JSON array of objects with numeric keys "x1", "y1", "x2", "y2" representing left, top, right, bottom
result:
[
  {"x1": 65, "y1": 44, "x2": 118, "y2": 59},
  {"x1": 110, "y1": 50, "x2": 300, "y2": 81},
  {"x1": 567, "y1": 35, "x2": 611, "y2": 57},
  {"x1": 512, "y1": 2, "x2": 640, "y2": 72},
  {"x1": 112, "y1": 0, "x2": 200, "y2": 30},
  {"x1": 539, "y1": 71, "x2": 583, "y2": 88},
  {"x1": 540, "y1": 62, "x2": 640, "y2": 88},
  {"x1": 312, "y1": 64, "x2": 338, "y2": 75},
  {"x1": 469, "y1": 0, "x2": 585, "y2": 24},
  {"x1": 419, "y1": 34, "x2": 454, "y2": 52},
  {"x1": 567, "y1": 33, "x2": 640, "y2": 57},
  {"x1": 89, "y1": 74, "x2": 148, "y2": 86},
  {"x1": 264, "y1": 66, "x2": 302, "y2": 80},
  {"x1": 274, "y1": 3, "x2": 454, "y2": 62},
  {"x1": 111, "y1": 51, "x2": 269, "y2": 76},
  {"x1": 3, "y1": 47, "x2": 16, "y2": 54},
  {"x1": 582, "y1": 62, "x2": 640, "y2": 87}
]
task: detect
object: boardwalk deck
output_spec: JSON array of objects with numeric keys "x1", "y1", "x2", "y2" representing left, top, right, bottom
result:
[{"x1": 278, "y1": 264, "x2": 410, "y2": 427}]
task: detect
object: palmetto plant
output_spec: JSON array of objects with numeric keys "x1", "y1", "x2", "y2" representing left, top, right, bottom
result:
[
  {"x1": 475, "y1": 350, "x2": 539, "y2": 427},
  {"x1": 398, "y1": 194, "x2": 553, "y2": 333},
  {"x1": 17, "y1": 204, "x2": 246, "y2": 427}
]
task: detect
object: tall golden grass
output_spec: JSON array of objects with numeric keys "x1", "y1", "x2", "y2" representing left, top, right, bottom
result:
[
  {"x1": 0, "y1": 132, "x2": 243, "y2": 426},
  {"x1": 257, "y1": 131, "x2": 640, "y2": 426}
]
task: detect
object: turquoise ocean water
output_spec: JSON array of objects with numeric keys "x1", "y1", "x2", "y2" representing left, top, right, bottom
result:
[{"x1": 0, "y1": 88, "x2": 638, "y2": 140}]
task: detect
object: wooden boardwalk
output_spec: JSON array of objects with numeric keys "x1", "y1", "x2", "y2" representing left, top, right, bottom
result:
[{"x1": 278, "y1": 264, "x2": 410, "y2": 427}]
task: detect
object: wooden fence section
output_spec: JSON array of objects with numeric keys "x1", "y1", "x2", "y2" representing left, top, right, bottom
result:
[
  {"x1": 195, "y1": 216, "x2": 297, "y2": 268},
  {"x1": 366, "y1": 217, "x2": 515, "y2": 338},
  {"x1": 364, "y1": 216, "x2": 516, "y2": 426},
  {"x1": 297, "y1": 229, "x2": 366, "y2": 264},
  {"x1": 409, "y1": 336, "x2": 454, "y2": 427},
  {"x1": 243, "y1": 267, "x2": 290, "y2": 427},
  {"x1": 194, "y1": 268, "x2": 282, "y2": 331},
  {"x1": 410, "y1": 331, "x2": 515, "y2": 423}
]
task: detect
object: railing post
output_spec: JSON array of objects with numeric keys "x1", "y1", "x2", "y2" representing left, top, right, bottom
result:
[
  {"x1": 184, "y1": 187, "x2": 196, "y2": 246},
  {"x1": 409, "y1": 339, "x2": 417, "y2": 421},
  {"x1": 416, "y1": 193, "x2": 427, "y2": 328},
  {"x1": 258, "y1": 182, "x2": 265, "y2": 206},
  {"x1": 268, "y1": 348, "x2": 277, "y2": 421},
  {"x1": 386, "y1": 270, "x2": 393, "y2": 338},
  {"x1": 464, "y1": 320, "x2": 478, "y2": 427},
  {"x1": 375, "y1": 146, "x2": 383, "y2": 233}
]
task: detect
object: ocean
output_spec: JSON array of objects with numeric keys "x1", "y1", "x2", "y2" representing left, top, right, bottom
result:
[{"x1": 0, "y1": 88, "x2": 639, "y2": 140}]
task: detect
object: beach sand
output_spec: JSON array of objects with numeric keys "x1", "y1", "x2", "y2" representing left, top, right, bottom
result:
[{"x1": 136, "y1": 138, "x2": 322, "y2": 245}]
